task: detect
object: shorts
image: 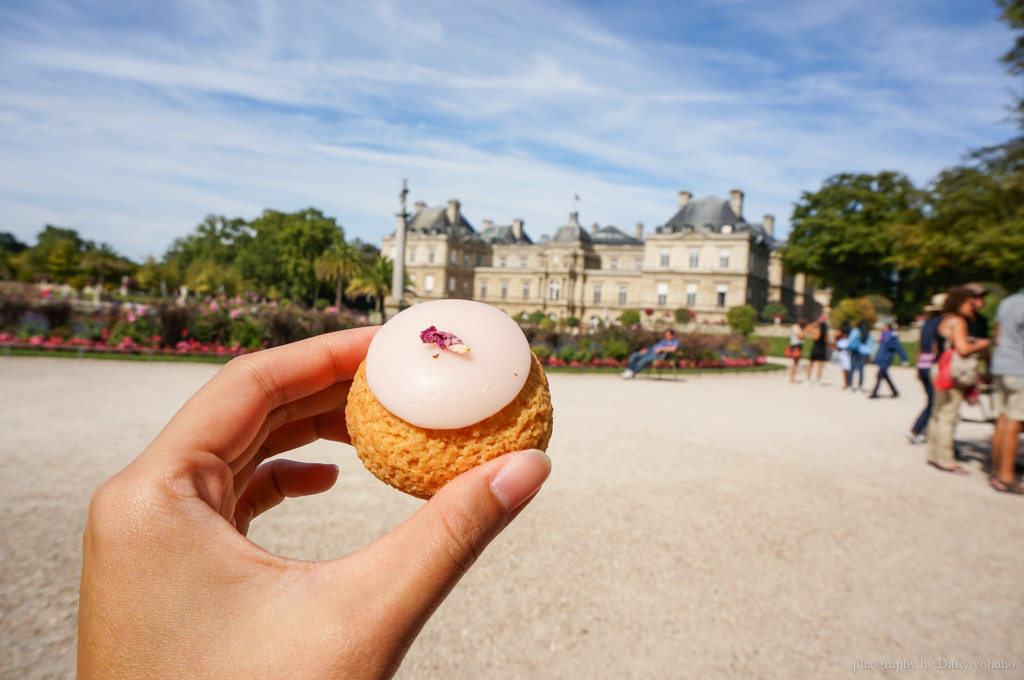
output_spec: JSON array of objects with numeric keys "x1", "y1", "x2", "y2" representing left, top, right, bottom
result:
[{"x1": 993, "y1": 374, "x2": 1024, "y2": 421}]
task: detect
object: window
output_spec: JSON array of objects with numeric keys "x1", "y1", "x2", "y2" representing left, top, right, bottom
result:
[
  {"x1": 389, "y1": 247, "x2": 396, "y2": 260},
  {"x1": 480, "y1": 281, "x2": 488, "y2": 298},
  {"x1": 520, "y1": 257, "x2": 527, "y2": 268},
  {"x1": 522, "y1": 282, "x2": 530, "y2": 299},
  {"x1": 719, "y1": 250, "x2": 730, "y2": 269},
  {"x1": 716, "y1": 284, "x2": 727, "y2": 308},
  {"x1": 689, "y1": 250, "x2": 699, "y2": 268},
  {"x1": 500, "y1": 256, "x2": 507, "y2": 268},
  {"x1": 425, "y1": 275, "x2": 435, "y2": 292},
  {"x1": 476, "y1": 254, "x2": 483, "y2": 266},
  {"x1": 660, "y1": 250, "x2": 670, "y2": 267},
  {"x1": 618, "y1": 286, "x2": 627, "y2": 304},
  {"x1": 465, "y1": 253, "x2": 471, "y2": 266},
  {"x1": 549, "y1": 280, "x2": 560, "y2": 301},
  {"x1": 657, "y1": 282, "x2": 668, "y2": 306},
  {"x1": 593, "y1": 284, "x2": 601, "y2": 303},
  {"x1": 500, "y1": 281, "x2": 508, "y2": 299},
  {"x1": 408, "y1": 248, "x2": 416, "y2": 263},
  {"x1": 635, "y1": 258, "x2": 642, "y2": 271},
  {"x1": 686, "y1": 283, "x2": 697, "y2": 307},
  {"x1": 449, "y1": 278, "x2": 456, "y2": 292},
  {"x1": 428, "y1": 249, "x2": 435, "y2": 264},
  {"x1": 610, "y1": 258, "x2": 618, "y2": 270}
]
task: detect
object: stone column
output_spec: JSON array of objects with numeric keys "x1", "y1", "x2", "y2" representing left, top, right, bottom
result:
[{"x1": 386, "y1": 180, "x2": 410, "y2": 319}]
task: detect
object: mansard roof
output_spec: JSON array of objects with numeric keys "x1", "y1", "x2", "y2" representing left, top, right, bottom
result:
[
  {"x1": 551, "y1": 212, "x2": 592, "y2": 243},
  {"x1": 657, "y1": 196, "x2": 770, "y2": 246},
  {"x1": 592, "y1": 225, "x2": 641, "y2": 246},
  {"x1": 480, "y1": 223, "x2": 533, "y2": 245},
  {"x1": 406, "y1": 206, "x2": 477, "y2": 239}
]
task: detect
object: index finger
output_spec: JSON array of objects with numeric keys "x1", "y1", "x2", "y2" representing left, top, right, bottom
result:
[{"x1": 149, "y1": 326, "x2": 378, "y2": 465}]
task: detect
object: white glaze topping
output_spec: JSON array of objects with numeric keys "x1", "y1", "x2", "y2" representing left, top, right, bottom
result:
[{"x1": 365, "y1": 299, "x2": 532, "y2": 429}]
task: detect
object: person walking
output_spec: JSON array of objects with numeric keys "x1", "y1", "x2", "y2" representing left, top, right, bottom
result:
[
  {"x1": 989, "y1": 286, "x2": 1024, "y2": 494},
  {"x1": 804, "y1": 314, "x2": 829, "y2": 385},
  {"x1": 787, "y1": 318, "x2": 809, "y2": 384},
  {"x1": 907, "y1": 295, "x2": 946, "y2": 444},
  {"x1": 868, "y1": 323, "x2": 908, "y2": 398},
  {"x1": 847, "y1": 321, "x2": 867, "y2": 392},
  {"x1": 927, "y1": 287, "x2": 992, "y2": 475}
]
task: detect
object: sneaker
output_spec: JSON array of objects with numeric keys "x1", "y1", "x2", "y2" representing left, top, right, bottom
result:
[
  {"x1": 622, "y1": 369, "x2": 634, "y2": 379},
  {"x1": 905, "y1": 432, "x2": 924, "y2": 445}
]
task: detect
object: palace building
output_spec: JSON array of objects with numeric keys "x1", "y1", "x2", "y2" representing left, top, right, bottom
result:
[{"x1": 382, "y1": 188, "x2": 821, "y2": 325}]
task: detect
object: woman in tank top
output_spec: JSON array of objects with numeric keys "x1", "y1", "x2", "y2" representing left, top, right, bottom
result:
[
  {"x1": 805, "y1": 314, "x2": 829, "y2": 385},
  {"x1": 926, "y1": 288, "x2": 990, "y2": 474}
]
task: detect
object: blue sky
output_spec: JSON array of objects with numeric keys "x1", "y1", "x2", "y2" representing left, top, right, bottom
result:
[{"x1": 0, "y1": 0, "x2": 1016, "y2": 260}]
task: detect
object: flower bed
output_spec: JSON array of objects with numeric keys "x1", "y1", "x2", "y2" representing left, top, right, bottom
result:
[{"x1": 538, "y1": 354, "x2": 769, "y2": 371}]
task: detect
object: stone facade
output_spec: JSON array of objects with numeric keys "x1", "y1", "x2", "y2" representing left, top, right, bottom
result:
[{"x1": 382, "y1": 189, "x2": 821, "y2": 324}]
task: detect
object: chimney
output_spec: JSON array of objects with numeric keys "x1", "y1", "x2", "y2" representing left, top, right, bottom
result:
[
  {"x1": 729, "y1": 189, "x2": 744, "y2": 219},
  {"x1": 512, "y1": 218, "x2": 524, "y2": 241},
  {"x1": 636, "y1": 222, "x2": 644, "y2": 240},
  {"x1": 592, "y1": 222, "x2": 600, "y2": 235},
  {"x1": 678, "y1": 190, "x2": 692, "y2": 210},
  {"x1": 413, "y1": 200, "x2": 426, "y2": 213},
  {"x1": 446, "y1": 199, "x2": 461, "y2": 225},
  {"x1": 481, "y1": 219, "x2": 493, "y2": 230},
  {"x1": 763, "y1": 214, "x2": 775, "y2": 238}
]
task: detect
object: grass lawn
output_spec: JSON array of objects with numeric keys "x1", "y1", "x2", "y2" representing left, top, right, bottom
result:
[{"x1": 1, "y1": 347, "x2": 232, "y2": 364}]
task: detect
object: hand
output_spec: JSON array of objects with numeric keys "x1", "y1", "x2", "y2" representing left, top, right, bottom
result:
[{"x1": 78, "y1": 328, "x2": 552, "y2": 679}]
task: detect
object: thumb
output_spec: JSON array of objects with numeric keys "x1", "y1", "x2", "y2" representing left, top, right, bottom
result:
[{"x1": 336, "y1": 449, "x2": 550, "y2": 632}]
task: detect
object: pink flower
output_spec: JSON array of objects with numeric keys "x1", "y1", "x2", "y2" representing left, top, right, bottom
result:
[
  {"x1": 326, "y1": 306, "x2": 339, "y2": 315},
  {"x1": 209, "y1": 302, "x2": 219, "y2": 312},
  {"x1": 126, "y1": 312, "x2": 137, "y2": 323},
  {"x1": 29, "y1": 335, "x2": 45, "y2": 345},
  {"x1": 229, "y1": 309, "x2": 242, "y2": 319}
]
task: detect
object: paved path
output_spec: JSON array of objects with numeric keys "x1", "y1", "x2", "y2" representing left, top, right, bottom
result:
[{"x1": 1, "y1": 357, "x2": 1022, "y2": 679}]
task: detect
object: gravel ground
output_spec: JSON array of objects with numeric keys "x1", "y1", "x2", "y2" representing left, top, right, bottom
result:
[{"x1": 1, "y1": 356, "x2": 1022, "y2": 679}]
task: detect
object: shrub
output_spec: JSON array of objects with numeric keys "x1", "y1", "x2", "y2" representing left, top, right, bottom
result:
[
  {"x1": 726, "y1": 305, "x2": 757, "y2": 336},
  {"x1": 673, "y1": 308, "x2": 694, "y2": 324},
  {"x1": 229, "y1": 316, "x2": 267, "y2": 350},
  {"x1": 527, "y1": 310, "x2": 546, "y2": 324},
  {"x1": 601, "y1": 339, "x2": 630, "y2": 361},
  {"x1": 618, "y1": 309, "x2": 640, "y2": 326},
  {"x1": 531, "y1": 344, "x2": 552, "y2": 360},
  {"x1": 564, "y1": 316, "x2": 580, "y2": 328},
  {"x1": 833, "y1": 297, "x2": 876, "y2": 328},
  {"x1": 761, "y1": 302, "x2": 787, "y2": 322}
]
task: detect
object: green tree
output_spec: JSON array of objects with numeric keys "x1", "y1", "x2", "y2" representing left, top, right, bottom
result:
[
  {"x1": 315, "y1": 236, "x2": 362, "y2": 308},
  {"x1": 782, "y1": 172, "x2": 926, "y2": 304},
  {"x1": 726, "y1": 304, "x2": 757, "y2": 336},
  {"x1": 237, "y1": 208, "x2": 341, "y2": 303},
  {"x1": 165, "y1": 215, "x2": 250, "y2": 271}
]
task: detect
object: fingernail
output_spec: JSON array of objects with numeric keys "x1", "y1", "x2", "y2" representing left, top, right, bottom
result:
[{"x1": 490, "y1": 450, "x2": 551, "y2": 512}]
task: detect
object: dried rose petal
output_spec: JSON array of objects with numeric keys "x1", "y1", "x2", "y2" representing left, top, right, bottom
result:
[{"x1": 420, "y1": 326, "x2": 470, "y2": 353}]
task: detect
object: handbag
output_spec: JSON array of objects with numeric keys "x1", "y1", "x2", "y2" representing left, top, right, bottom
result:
[
  {"x1": 935, "y1": 348, "x2": 979, "y2": 391},
  {"x1": 950, "y1": 351, "x2": 979, "y2": 388},
  {"x1": 784, "y1": 346, "x2": 800, "y2": 359}
]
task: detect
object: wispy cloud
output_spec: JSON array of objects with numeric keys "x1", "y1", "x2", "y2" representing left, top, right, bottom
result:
[{"x1": 0, "y1": 0, "x2": 1016, "y2": 258}]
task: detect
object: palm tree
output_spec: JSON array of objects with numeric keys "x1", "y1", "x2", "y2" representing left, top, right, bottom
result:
[
  {"x1": 80, "y1": 242, "x2": 128, "y2": 301},
  {"x1": 346, "y1": 255, "x2": 410, "y2": 321},
  {"x1": 315, "y1": 237, "x2": 361, "y2": 308}
]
